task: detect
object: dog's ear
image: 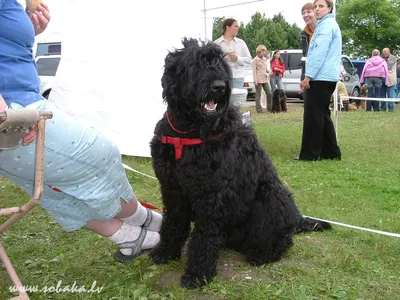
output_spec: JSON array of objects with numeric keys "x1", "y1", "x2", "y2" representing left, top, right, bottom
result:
[{"x1": 161, "y1": 50, "x2": 184, "y2": 107}]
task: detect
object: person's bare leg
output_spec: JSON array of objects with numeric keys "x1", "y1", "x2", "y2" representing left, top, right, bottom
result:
[
  {"x1": 116, "y1": 197, "x2": 138, "y2": 218},
  {"x1": 117, "y1": 196, "x2": 163, "y2": 232},
  {"x1": 84, "y1": 218, "x2": 123, "y2": 236}
]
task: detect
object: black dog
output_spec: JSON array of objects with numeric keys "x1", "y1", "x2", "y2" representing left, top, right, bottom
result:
[
  {"x1": 272, "y1": 89, "x2": 287, "y2": 113},
  {"x1": 150, "y1": 38, "x2": 330, "y2": 288}
]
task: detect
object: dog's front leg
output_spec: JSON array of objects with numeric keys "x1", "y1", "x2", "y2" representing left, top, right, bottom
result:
[
  {"x1": 181, "y1": 220, "x2": 223, "y2": 288},
  {"x1": 150, "y1": 189, "x2": 191, "y2": 265}
]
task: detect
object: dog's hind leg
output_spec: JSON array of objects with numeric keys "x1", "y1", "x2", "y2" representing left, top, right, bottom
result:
[
  {"x1": 149, "y1": 188, "x2": 191, "y2": 265},
  {"x1": 243, "y1": 187, "x2": 299, "y2": 266},
  {"x1": 181, "y1": 219, "x2": 223, "y2": 288}
]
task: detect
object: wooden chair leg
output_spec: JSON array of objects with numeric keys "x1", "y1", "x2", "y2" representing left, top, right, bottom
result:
[
  {"x1": 0, "y1": 243, "x2": 30, "y2": 300},
  {"x1": 0, "y1": 112, "x2": 52, "y2": 300}
]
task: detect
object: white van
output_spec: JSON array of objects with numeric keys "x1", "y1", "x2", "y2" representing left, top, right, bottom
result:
[{"x1": 278, "y1": 50, "x2": 361, "y2": 99}]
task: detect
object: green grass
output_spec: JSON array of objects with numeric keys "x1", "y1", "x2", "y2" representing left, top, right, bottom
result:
[{"x1": 1, "y1": 104, "x2": 399, "y2": 300}]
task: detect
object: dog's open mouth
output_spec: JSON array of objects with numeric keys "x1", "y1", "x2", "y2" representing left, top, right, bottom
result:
[{"x1": 201, "y1": 100, "x2": 218, "y2": 112}]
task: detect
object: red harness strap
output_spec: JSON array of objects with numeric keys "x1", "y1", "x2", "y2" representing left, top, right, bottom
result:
[{"x1": 158, "y1": 136, "x2": 206, "y2": 160}]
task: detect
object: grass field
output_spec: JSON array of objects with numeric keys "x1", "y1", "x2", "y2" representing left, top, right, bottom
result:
[{"x1": 1, "y1": 104, "x2": 399, "y2": 300}]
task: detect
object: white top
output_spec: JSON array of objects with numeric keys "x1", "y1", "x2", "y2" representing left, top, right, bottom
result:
[{"x1": 214, "y1": 36, "x2": 252, "y2": 79}]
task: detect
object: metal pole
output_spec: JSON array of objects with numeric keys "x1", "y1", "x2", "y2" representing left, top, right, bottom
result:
[{"x1": 203, "y1": 0, "x2": 207, "y2": 41}]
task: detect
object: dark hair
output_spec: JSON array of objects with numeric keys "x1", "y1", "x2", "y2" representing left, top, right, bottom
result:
[
  {"x1": 272, "y1": 50, "x2": 285, "y2": 65},
  {"x1": 314, "y1": 0, "x2": 334, "y2": 13},
  {"x1": 222, "y1": 18, "x2": 237, "y2": 34}
]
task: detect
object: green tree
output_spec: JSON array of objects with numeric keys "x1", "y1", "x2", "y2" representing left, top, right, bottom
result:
[
  {"x1": 336, "y1": 0, "x2": 400, "y2": 57},
  {"x1": 212, "y1": 17, "x2": 225, "y2": 41}
]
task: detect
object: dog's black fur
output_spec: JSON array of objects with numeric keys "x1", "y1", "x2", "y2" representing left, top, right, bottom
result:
[
  {"x1": 150, "y1": 38, "x2": 331, "y2": 289},
  {"x1": 272, "y1": 89, "x2": 287, "y2": 113}
]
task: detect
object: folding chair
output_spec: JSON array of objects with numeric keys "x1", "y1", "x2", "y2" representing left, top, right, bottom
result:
[{"x1": 0, "y1": 108, "x2": 53, "y2": 300}]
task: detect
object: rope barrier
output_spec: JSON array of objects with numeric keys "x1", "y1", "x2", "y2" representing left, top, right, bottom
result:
[
  {"x1": 123, "y1": 164, "x2": 399, "y2": 238},
  {"x1": 303, "y1": 215, "x2": 400, "y2": 238}
]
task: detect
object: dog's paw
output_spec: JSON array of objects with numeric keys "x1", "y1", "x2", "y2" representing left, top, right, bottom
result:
[{"x1": 180, "y1": 273, "x2": 210, "y2": 289}]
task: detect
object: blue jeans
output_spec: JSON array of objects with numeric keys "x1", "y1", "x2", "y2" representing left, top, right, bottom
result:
[
  {"x1": 366, "y1": 77, "x2": 382, "y2": 112},
  {"x1": 270, "y1": 75, "x2": 283, "y2": 93},
  {"x1": 380, "y1": 82, "x2": 395, "y2": 112}
]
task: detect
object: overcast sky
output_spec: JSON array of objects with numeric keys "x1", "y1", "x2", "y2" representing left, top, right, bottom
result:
[{"x1": 24, "y1": 0, "x2": 306, "y2": 41}]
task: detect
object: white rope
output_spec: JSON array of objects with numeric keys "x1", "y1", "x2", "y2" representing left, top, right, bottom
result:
[
  {"x1": 341, "y1": 95, "x2": 400, "y2": 102},
  {"x1": 122, "y1": 163, "x2": 157, "y2": 180},
  {"x1": 303, "y1": 215, "x2": 400, "y2": 238}
]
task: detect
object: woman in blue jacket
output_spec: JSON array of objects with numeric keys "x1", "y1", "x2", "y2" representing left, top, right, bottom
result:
[{"x1": 298, "y1": 0, "x2": 342, "y2": 161}]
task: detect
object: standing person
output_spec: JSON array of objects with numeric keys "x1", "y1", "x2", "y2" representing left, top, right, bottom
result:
[
  {"x1": 298, "y1": 0, "x2": 342, "y2": 161},
  {"x1": 252, "y1": 45, "x2": 273, "y2": 113},
  {"x1": 0, "y1": 0, "x2": 162, "y2": 263},
  {"x1": 359, "y1": 49, "x2": 389, "y2": 112},
  {"x1": 214, "y1": 18, "x2": 252, "y2": 91},
  {"x1": 300, "y1": 2, "x2": 317, "y2": 82},
  {"x1": 380, "y1": 48, "x2": 397, "y2": 112},
  {"x1": 270, "y1": 51, "x2": 285, "y2": 93}
]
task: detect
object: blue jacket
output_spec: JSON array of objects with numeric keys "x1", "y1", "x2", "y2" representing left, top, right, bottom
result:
[{"x1": 305, "y1": 14, "x2": 342, "y2": 82}]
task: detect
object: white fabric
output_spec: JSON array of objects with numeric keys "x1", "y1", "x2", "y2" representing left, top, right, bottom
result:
[{"x1": 49, "y1": 0, "x2": 201, "y2": 157}]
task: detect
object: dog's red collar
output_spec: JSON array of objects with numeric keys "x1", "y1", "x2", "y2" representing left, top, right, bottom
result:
[
  {"x1": 160, "y1": 111, "x2": 223, "y2": 160},
  {"x1": 166, "y1": 111, "x2": 195, "y2": 134},
  {"x1": 158, "y1": 136, "x2": 206, "y2": 160}
]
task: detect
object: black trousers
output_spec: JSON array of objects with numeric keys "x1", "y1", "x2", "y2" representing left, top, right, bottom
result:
[{"x1": 299, "y1": 81, "x2": 341, "y2": 161}]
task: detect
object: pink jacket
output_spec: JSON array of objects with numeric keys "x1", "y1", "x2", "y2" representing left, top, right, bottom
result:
[{"x1": 360, "y1": 56, "x2": 389, "y2": 85}]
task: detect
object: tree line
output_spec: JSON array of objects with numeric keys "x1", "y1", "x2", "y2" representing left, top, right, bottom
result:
[{"x1": 211, "y1": 0, "x2": 400, "y2": 58}]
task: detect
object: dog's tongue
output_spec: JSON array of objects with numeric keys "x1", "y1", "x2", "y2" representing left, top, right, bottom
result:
[{"x1": 205, "y1": 100, "x2": 216, "y2": 110}]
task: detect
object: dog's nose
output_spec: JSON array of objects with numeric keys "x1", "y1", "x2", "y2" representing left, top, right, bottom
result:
[{"x1": 211, "y1": 80, "x2": 226, "y2": 93}]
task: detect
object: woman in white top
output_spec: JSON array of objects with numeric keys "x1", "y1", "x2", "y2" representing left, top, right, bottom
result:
[{"x1": 214, "y1": 18, "x2": 252, "y2": 91}]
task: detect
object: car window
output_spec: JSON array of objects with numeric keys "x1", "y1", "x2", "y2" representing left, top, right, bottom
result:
[
  {"x1": 341, "y1": 57, "x2": 352, "y2": 74},
  {"x1": 36, "y1": 57, "x2": 61, "y2": 76},
  {"x1": 36, "y1": 43, "x2": 62, "y2": 57},
  {"x1": 287, "y1": 53, "x2": 303, "y2": 70}
]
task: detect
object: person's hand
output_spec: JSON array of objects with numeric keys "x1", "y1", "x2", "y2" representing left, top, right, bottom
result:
[
  {"x1": 229, "y1": 52, "x2": 238, "y2": 62},
  {"x1": 27, "y1": 3, "x2": 51, "y2": 36},
  {"x1": 300, "y1": 77, "x2": 311, "y2": 90},
  {"x1": 255, "y1": 81, "x2": 258, "y2": 87},
  {"x1": 22, "y1": 125, "x2": 38, "y2": 146}
]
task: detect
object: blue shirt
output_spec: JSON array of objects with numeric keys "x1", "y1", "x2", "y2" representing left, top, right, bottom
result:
[
  {"x1": 305, "y1": 14, "x2": 342, "y2": 82},
  {"x1": 0, "y1": 0, "x2": 42, "y2": 106}
]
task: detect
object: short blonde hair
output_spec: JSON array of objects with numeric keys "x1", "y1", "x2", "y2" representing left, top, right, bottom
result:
[
  {"x1": 372, "y1": 49, "x2": 380, "y2": 56},
  {"x1": 256, "y1": 45, "x2": 267, "y2": 55}
]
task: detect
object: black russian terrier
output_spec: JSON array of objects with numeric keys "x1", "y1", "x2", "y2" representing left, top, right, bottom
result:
[
  {"x1": 149, "y1": 38, "x2": 330, "y2": 288},
  {"x1": 272, "y1": 89, "x2": 287, "y2": 113}
]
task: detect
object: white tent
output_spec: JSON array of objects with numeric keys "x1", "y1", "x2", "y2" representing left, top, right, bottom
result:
[{"x1": 49, "y1": 0, "x2": 202, "y2": 157}]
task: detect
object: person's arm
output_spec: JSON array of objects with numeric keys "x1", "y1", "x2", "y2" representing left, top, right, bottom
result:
[
  {"x1": 233, "y1": 41, "x2": 252, "y2": 66},
  {"x1": 279, "y1": 61, "x2": 285, "y2": 74},
  {"x1": 252, "y1": 58, "x2": 258, "y2": 86},
  {"x1": 359, "y1": 60, "x2": 370, "y2": 85},
  {"x1": 27, "y1": 2, "x2": 51, "y2": 36},
  {"x1": 305, "y1": 25, "x2": 333, "y2": 79},
  {"x1": 383, "y1": 61, "x2": 390, "y2": 86}
]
